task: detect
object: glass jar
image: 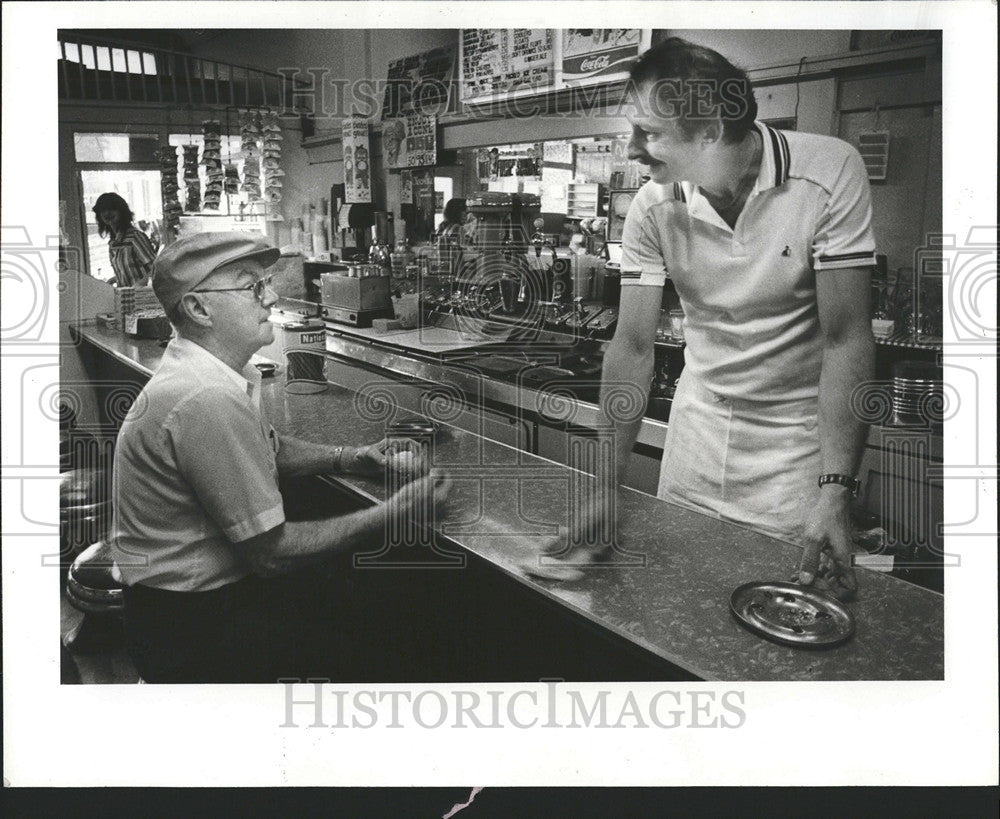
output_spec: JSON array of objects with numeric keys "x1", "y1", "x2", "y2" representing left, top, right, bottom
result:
[
  {"x1": 669, "y1": 308, "x2": 685, "y2": 340},
  {"x1": 655, "y1": 309, "x2": 672, "y2": 341}
]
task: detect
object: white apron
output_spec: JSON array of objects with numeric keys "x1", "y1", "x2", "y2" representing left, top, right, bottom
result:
[{"x1": 657, "y1": 371, "x2": 823, "y2": 546}]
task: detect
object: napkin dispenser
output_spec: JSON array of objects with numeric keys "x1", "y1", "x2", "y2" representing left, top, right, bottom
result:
[
  {"x1": 319, "y1": 268, "x2": 394, "y2": 326},
  {"x1": 320, "y1": 270, "x2": 392, "y2": 312}
]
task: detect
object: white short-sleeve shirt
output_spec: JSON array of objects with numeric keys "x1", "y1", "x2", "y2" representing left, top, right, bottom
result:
[
  {"x1": 620, "y1": 122, "x2": 877, "y2": 401},
  {"x1": 111, "y1": 337, "x2": 285, "y2": 591}
]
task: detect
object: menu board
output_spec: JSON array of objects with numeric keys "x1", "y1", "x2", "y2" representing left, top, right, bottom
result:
[
  {"x1": 382, "y1": 45, "x2": 457, "y2": 118},
  {"x1": 561, "y1": 29, "x2": 650, "y2": 86},
  {"x1": 341, "y1": 116, "x2": 372, "y2": 204},
  {"x1": 460, "y1": 29, "x2": 554, "y2": 104},
  {"x1": 382, "y1": 113, "x2": 437, "y2": 169}
]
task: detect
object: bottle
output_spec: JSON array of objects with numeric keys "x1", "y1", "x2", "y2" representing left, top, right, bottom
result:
[
  {"x1": 390, "y1": 239, "x2": 411, "y2": 279},
  {"x1": 502, "y1": 228, "x2": 513, "y2": 261}
]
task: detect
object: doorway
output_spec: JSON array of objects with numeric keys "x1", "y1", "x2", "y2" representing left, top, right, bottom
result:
[
  {"x1": 433, "y1": 176, "x2": 453, "y2": 232},
  {"x1": 79, "y1": 169, "x2": 162, "y2": 281}
]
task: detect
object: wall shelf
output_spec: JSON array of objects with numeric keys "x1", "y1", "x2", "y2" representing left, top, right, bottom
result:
[{"x1": 565, "y1": 182, "x2": 600, "y2": 219}]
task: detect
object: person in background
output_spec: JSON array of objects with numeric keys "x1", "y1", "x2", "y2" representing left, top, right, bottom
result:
[
  {"x1": 111, "y1": 232, "x2": 450, "y2": 682},
  {"x1": 436, "y1": 198, "x2": 468, "y2": 246},
  {"x1": 435, "y1": 198, "x2": 468, "y2": 276},
  {"x1": 544, "y1": 38, "x2": 876, "y2": 598},
  {"x1": 136, "y1": 218, "x2": 161, "y2": 253},
  {"x1": 92, "y1": 192, "x2": 157, "y2": 287}
]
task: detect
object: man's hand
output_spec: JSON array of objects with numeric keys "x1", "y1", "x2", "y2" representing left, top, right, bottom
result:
[
  {"x1": 384, "y1": 469, "x2": 452, "y2": 521},
  {"x1": 797, "y1": 487, "x2": 858, "y2": 600},
  {"x1": 522, "y1": 496, "x2": 615, "y2": 581},
  {"x1": 349, "y1": 438, "x2": 428, "y2": 478}
]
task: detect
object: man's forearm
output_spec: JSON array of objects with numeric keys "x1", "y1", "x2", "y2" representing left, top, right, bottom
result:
[
  {"x1": 275, "y1": 434, "x2": 362, "y2": 478},
  {"x1": 247, "y1": 505, "x2": 384, "y2": 576},
  {"x1": 597, "y1": 339, "x2": 654, "y2": 485},
  {"x1": 818, "y1": 332, "x2": 875, "y2": 477}
]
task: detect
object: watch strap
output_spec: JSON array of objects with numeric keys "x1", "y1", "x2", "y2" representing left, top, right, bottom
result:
[{"x1": 818, "y1": 473, "x2": 860, "y2": 495}]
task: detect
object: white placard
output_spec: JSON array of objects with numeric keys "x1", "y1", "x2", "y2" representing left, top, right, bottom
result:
[
  {"x1": 382, "y1": 113, "x2": 437, "y2": 169},
  {"x1": 341, "y1": 116, "x2": 372, "y2": 204}
]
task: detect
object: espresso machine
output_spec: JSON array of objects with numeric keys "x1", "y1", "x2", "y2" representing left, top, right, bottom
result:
[{"x1": 464, "y1": 192, "x2": 541, "y2": 318}]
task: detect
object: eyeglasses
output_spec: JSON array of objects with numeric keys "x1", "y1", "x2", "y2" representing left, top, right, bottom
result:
[{"x1": 192, "y1": 275, "x2": 275, "y2": 304}]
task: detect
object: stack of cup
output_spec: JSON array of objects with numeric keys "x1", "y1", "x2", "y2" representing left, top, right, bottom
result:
[{"x1": 892, "y1": 360, "x2": 941, "y2": 426}]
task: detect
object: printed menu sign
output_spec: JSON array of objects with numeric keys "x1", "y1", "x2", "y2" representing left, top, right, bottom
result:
[
  {"x1": 383, "y1": 113, "x2": 437, "y2": 169},
  {"x1": 383, "y1": 45, "x2": 457, "y2": 118},
  {"x1": 561, "y1": 29, "x2": 649, "y2": 86},
  {"x1": 341, "y1": 116, "x2": 372, "y2": 204},
  {"x1": 461, "y1": 29, "x2": 554, "y2": 103}
]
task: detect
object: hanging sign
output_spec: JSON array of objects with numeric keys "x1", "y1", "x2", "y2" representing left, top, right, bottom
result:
[
  {"x1": 383, "y1": 45, "x2": 457, "y2": 118},
  {"x1": 560, "y1": 29, "x2": 650, "y2": 86},
  {"x1": 342, "y1": 116, "x2": 372, "y2": 204},
  {"x1": 382, "y1": 113, "x2": 437, "y2": 169}
]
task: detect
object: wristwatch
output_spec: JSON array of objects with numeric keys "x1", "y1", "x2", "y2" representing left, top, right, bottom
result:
[{"x1": 818, "y1": 473, "x2": 860, "y2": 496}]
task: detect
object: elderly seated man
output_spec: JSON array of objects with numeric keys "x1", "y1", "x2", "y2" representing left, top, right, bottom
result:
[{"x1": 110, "y1": 232, "x2": 449, "y2": 683}]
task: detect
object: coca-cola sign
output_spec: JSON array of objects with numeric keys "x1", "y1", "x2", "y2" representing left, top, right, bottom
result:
[
  {"x1": 561, "y1": 30, "x2": 649, "y2": 85},
  {"x1": 580, "y1": 55, "x2": 612, "y2": 73}
]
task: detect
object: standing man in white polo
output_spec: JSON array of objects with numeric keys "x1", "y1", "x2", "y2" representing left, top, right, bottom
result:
[
  {"x1": 111, "y1": 231, "x2": 448, "y2": 682},
  {"x1": 555, "y1": 39, "x2": 876, "y2": 597}
]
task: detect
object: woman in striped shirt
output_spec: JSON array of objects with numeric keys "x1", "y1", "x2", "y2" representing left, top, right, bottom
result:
[{"x1": 93, "y1": 192, "x2": 158, "y2": 287}]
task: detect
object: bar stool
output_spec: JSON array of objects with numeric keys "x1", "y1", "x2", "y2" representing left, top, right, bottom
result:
[
  {"x1": 63, "y1": 540, "x2": 124, "y2": 653},
  {"x1": 59, "y1": 467, "x2": 112, "y2": 573}
]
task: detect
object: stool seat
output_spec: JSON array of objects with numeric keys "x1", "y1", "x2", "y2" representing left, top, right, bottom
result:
[
  {"x1": 66, "y1": 540, "x2": 123, "y2": 613},
  {"x1": 60, "y1": 467, "x2": 110, "y2": 508}
]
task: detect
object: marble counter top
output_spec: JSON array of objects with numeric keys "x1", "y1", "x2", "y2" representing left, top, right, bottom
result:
[{"x1": 72, "y1": 322, "x2": 944, "y2": 681}]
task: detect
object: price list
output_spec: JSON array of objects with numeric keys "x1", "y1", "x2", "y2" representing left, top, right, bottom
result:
[{"x1": 461, "y1": 29, "x2": 554, "y2": 102}]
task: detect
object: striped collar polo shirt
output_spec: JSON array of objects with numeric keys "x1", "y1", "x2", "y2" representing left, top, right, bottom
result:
[{"x1": 619, "y1": 121, "x2": 877, "y2": 402}]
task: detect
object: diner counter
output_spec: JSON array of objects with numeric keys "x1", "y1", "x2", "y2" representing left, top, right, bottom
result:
[{"x1": 71, "y1": 321, "x2": 944, "y2": 681}]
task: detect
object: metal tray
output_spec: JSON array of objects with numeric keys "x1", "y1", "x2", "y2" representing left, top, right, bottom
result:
[{"x1": 730, "y1": 581, "x2": 855, "y2": 648}]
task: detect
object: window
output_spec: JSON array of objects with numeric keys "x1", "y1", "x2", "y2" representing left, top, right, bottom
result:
[
  {"x1": 59, "y1": 41, "x2": 157, "y2": 75},
  {"x1": 74, "y1": 132, "x2": 159, "y2": 163},
  {"x1": 433, "y1": 176, "x2": 453, "y2": 231}
]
